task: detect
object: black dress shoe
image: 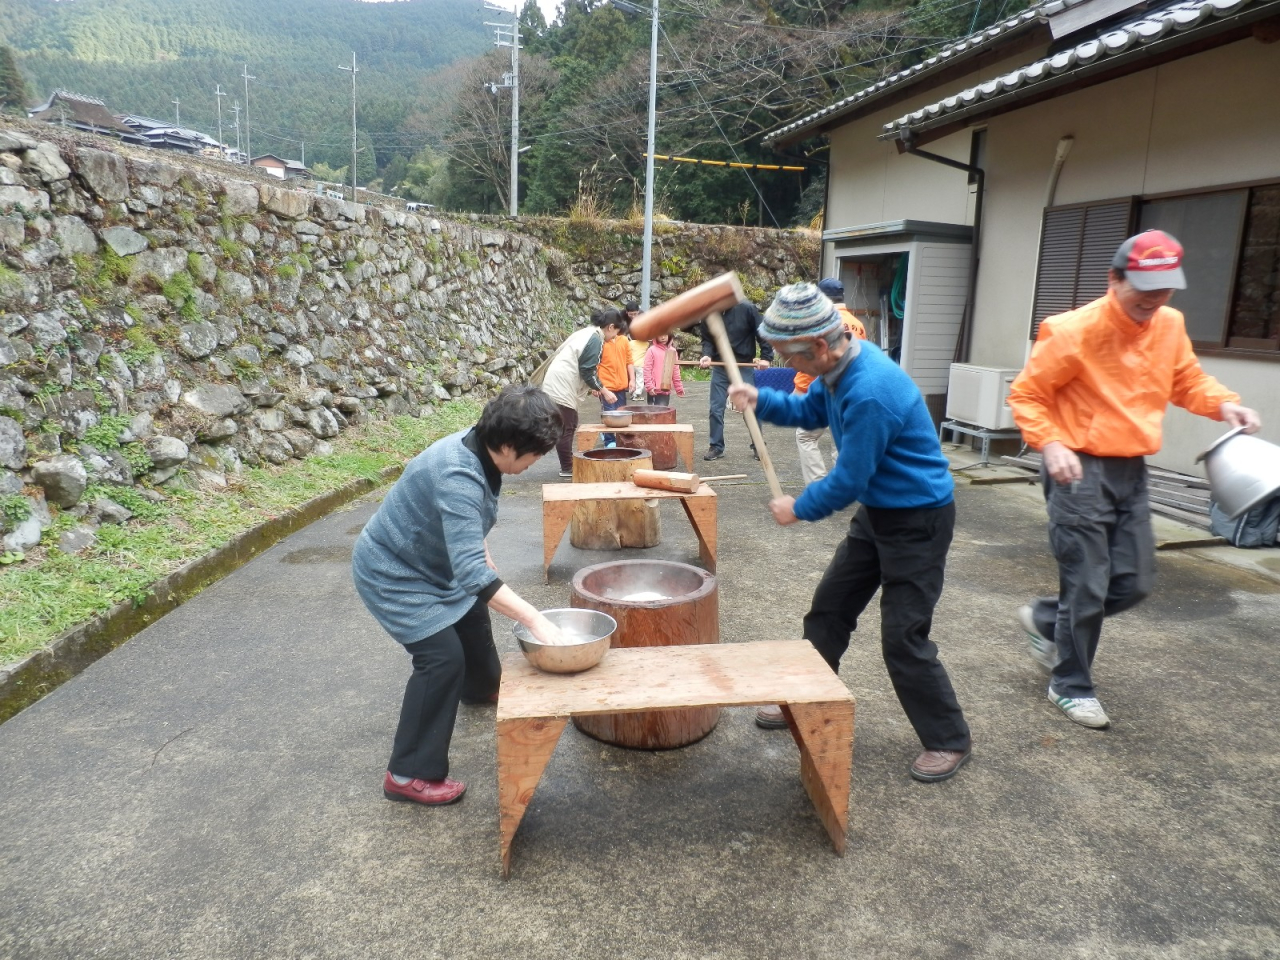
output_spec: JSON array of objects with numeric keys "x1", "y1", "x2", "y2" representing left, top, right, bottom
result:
[{"x1": 703, "y1": 448, "x2": 725, "y2": 461}]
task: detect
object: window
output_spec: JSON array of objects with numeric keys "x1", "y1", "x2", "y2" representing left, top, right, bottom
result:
[
  {"x1": 1138, "y1": 190, "x2": 1248, "y2": 346},
  {"x1": 1030, "y1": 184, "x2": 1280, "y2": 354},
  {"x1": 1225, "y1": 185, "x2": 1280, "y2": 351}
]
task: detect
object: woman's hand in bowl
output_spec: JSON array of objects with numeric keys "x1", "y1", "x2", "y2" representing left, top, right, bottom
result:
[{"x1": 528, "y1": 614, "x2": 568, "y2": 646}]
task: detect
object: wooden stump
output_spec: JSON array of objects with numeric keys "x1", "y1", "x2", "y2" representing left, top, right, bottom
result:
[
  {"x1": 570, "y1": 559, "x2": 719, "y2": 749},
  {"x1": 569, "y1": 448, "x2": 661, "y2": 550},
  {"x1": 618, "y1": 404, "x2": 678, "y2": 470}
]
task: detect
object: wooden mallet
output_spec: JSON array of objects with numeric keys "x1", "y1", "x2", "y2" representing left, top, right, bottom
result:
[{"x1": 627, "y1": 273, "x2": 784, "y2": 500}]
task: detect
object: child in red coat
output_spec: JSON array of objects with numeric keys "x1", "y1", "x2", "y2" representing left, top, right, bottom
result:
[{"x1": 642, "y1": 333, "x2": 684, "y2": 406}]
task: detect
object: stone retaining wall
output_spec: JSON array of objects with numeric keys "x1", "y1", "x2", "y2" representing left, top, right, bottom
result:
[{"x1": 0, "y1": 120, "x2": 817, "y2": 558}]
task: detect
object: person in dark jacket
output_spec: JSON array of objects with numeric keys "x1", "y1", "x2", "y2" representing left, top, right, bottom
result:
[
  {"x1": 352, "y1": 386, "x2": 566, "y2": 806},
  {"x1": 698, "y1": 300, "x2": 774, "y2": 461}
]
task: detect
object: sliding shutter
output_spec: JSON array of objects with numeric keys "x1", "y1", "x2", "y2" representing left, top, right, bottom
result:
[{"x1": 1029, "y1": 197, "x2": 1135, "y2": 339}]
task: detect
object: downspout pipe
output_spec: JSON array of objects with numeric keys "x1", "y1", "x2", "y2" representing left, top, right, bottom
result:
[{"x1": 899, "y1": 131, "x2": 984, "y2": 364}]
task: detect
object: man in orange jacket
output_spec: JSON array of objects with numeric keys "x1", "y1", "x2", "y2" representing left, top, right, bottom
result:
[{"x1": 1008, "y1": 229, "x2": 1261, "y2": 730}]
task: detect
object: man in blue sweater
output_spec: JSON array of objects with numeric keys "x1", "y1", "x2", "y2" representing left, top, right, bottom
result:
[{"x1": 730, "y1": 283, "x2": 972, "y2": 783}]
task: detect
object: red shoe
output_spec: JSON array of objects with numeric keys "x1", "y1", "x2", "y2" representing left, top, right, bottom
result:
[{"x1": 382, "y1": 772, "x2": 467, "y2": 805}]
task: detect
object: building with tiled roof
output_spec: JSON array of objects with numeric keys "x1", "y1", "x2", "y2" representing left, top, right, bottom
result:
[
  {"x1": 28, "y1": 91, "x2": 148, "y2": 145},
  {"x1": 764, "y1": 0, "x2": 1280, "y2": 474}
]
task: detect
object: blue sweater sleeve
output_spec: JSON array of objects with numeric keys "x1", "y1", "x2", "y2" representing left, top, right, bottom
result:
[
  {"x1": 792, "y1": 396, "x2": 904, "y2": 521},
  {"x1": 754, "y1": 385, "x2": 829, "y2": 431},
  {"x1": 436, "y1": 462, "x2": 500, "y2": 597}
]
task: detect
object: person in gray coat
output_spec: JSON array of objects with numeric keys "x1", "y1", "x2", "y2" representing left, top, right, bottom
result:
[{"x1": 352, "y1": 386, "x2": 566, "y2": 806}]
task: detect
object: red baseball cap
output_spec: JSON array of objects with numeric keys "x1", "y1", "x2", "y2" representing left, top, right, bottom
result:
[{"x1": 1111, "y1": 229, "x2": 1187, "y2": 291}]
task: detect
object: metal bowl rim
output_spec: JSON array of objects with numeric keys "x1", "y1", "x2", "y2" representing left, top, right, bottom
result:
[
  {"x1": 571, "y1": 559, "x2": 718, "y2": 605},
  {"x1": 513, "y1": 608, "x2": 617, "y2": 646}
]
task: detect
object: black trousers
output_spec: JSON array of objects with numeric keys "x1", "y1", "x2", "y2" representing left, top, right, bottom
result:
[
  {"x1": 388, "y1": 598, "x2": 502, "y2": 781},
  {"x1": 803, "y1": 502, "x2": 971, "y2": 752}
]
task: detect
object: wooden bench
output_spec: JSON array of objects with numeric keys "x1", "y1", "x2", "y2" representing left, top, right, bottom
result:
[
  {"x1": 575, "y1": 423, "x2": 695, "y2": 472},
  {"x1": 541, "y1": 481, "x2": 716, "y2": 581},
  {"x1": 496, "y1": 639, "x2": 855, "y2": 878}
]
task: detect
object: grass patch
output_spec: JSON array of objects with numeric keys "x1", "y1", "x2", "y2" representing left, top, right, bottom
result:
[
  {"x1": 216, "y1": 236, "x2": 244, "y2": 260},
  {"x1": 0, "y1": 400, "x2": 482, "y2": 667}
]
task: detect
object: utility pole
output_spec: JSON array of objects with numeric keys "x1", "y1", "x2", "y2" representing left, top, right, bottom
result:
[
  {"x1": 484, "y1": 4, "x2": 520, "y2": 216},
  {"x1": 215, "y1": 84, "x2": 227, "y2": 158},
  {"x1": 609, "y1": 0, "x2": 660, "y2": 308},
  {"x1": 339, "y1": 52, "x2": 358, "y2": 202},
  {"x1": 232, "y1": 101, "x2": 242, "y2": 160},
  {"x1": 172, "y1": 97, "x2": 180, "y2": 126},
  {"x1": 641, "y1": 0, "x2": 658, "y2": 310},
  {"x1": 241, "y1": 64, "x2": 256, "y2": 164}
]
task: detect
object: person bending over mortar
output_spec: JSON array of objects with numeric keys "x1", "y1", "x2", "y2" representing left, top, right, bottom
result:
[
  {"x1": 730, "y1": 283, "x2": 972, "y2": 783},
  {"x1": 1008, "y1": 229, "x2": 1261, "y2": 730},
  {"x1": 352, "y1": 386, "x2": 567, "y2": 806}
]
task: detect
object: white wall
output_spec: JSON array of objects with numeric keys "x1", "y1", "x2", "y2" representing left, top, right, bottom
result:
[{"x1": 825, "y1": 36, "x2": 1280, "y2": 475}]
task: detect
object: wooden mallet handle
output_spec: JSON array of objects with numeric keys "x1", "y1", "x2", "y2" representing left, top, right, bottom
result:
[{"x1": 703, "y1": 310, "x2": 784, "y2": 501}]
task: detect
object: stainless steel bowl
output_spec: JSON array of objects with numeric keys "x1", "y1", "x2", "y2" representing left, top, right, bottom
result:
[
  {"x1": 601, "y1": 411, "x2": 633, "y2": 428},
  {"x1": 1196, "y1": 427, "x2": 1280, "y2": 519},
  {"x1": 513, "y1": 608, "x2": 617, "y2": 674}
]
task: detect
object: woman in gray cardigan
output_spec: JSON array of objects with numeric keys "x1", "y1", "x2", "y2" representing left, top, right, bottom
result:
[{"x1": 353, "y1": 386, "x2": 566, "y2": 806}]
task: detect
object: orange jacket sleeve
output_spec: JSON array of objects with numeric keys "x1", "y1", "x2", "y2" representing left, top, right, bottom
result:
[
  {"x1": 1006, "y1": 322, "x2": 1084, "y2": 451},
  {"x1": 1168, "y1": 325, "x2": 1239, "y2": 418}
]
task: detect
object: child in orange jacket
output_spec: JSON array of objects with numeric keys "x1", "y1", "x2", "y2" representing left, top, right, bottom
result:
[{"x1": 642, "y1": 333, "x2": 684, "y2": 406}]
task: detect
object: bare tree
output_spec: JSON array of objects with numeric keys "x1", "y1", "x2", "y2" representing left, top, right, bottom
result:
[{"x1": 440, "y1": 50, "x2": 557, "y2": 209}]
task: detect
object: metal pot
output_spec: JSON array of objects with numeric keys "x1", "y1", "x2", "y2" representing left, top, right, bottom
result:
[
  {"x1": 1195, "y1": 427, "x2": 1280, "y2": 519},
  {"x1": 601, "y1": 411, "x2": 633, "y2": 428},
  {"x1": 514, "y1": 608, "x2": 617, "y2": 674}
]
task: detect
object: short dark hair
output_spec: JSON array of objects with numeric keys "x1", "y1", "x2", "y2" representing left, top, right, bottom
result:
[
  {"x1": 623, "y1": 300, "x2": 640, "y2": 313},
  {"x1": 592, "y1": 307, "x2": 628, "y2": 334},
  {"x1": 475, "y1": 385, "x2": 563, "y2": 457},
  {"x1": 1109, "y1": 267, "x2": 1126, "y2": 282}
]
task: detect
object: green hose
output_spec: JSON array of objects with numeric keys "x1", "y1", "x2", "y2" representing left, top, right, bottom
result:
[{"x1": 890, "y1": 253, "x2": 908, "y2": 320}]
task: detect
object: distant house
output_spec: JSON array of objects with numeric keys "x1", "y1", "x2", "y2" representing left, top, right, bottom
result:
[
  {"x1": 27, "y1": 91, "x2": 148, "y2": 145},
  {"x1": 763, "y1": 0, "x2": 1280, "y2": 474},
  {"x1": 250, "y1": 155, "x2": 310, "y2": 180},
  {"x1": 117, "y1": 116, "x2": 221, "y2": 155}
]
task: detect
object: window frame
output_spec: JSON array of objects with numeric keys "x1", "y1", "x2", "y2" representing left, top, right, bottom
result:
[
  {"x1": 1029, "y1": 178, "x2": 1280, "y2": 360},
  {"x1": 1141, "y1": 178, "x2": 1280, "y2": 358}
]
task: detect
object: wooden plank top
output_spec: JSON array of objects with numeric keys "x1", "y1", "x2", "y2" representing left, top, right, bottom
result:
[
  {"x1": 498, "y1": 640, "x2": 851, "y2": 720},
  {"x1": 576, "y1": 423, "x2": 693, "y2": 433},
  {"x1": 542, "y1": 481, "x2": 715, "y2": 502}
]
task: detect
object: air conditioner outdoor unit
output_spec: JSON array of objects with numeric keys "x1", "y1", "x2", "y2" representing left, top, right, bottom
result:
[{"x1": 945, "y1": 364, "x2": 1020, "y2": 431}]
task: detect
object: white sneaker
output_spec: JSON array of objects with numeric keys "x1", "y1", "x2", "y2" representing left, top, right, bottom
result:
[
  {"x1": 1047, "y1": 688, "x2": 1111, "y2": 729},
  {"x1": 1018, "y1": 605, "x2": 1057, "y2": 670},
  {"x1": 558, "y1": 469, "x2": 572, "y2": 479}
]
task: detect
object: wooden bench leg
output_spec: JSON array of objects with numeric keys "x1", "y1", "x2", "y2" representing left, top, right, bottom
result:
[
  {"x1": 542, "y1": 501, "x2": 576, "y2": 582},
  {"x1": 785, "y1": 701, "x2": 855, "y2": 854},
  {"x1": 497, "y1": 715, "x2": 568, "y2": 879},
  {"x1": 676, "y1": 432, "x2": 694, "y2": 472},
  {"x1": 680, "y1": 497, "x2": 717, "y2": 572},
  {"x1": 575, "y1": 429, "x2": 594, "y2": 452}
]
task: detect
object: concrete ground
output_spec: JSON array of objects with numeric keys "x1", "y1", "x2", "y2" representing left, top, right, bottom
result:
[{"x1": 2, "y1": 381, "x2": 1278, "y2": 960}]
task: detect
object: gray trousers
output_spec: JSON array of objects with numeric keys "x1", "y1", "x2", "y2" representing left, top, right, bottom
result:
[{"x1": 1029, "y1": 454, "x2": 1155, "y2": 699}]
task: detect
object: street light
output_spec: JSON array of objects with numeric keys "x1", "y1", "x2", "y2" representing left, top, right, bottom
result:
[{"x1": 611, "y1": 0, "x2": 658, "y2": 311}]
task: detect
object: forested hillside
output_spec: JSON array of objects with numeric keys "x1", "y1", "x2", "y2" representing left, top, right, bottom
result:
[
  {"x1": 0, "y1": 0, "x2": 489, "y2": 173},
  {"x1": 1, "y1": 0, "x2": 1030, "y2": 224},
  {"x1": 420, "y1": 0, "x2": 1029, "y2": 225}
]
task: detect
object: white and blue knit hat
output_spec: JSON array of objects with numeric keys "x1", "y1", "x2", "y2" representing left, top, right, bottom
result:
[{"x1": 759, "y1": 282, "x2": 842, "y2": 344}]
